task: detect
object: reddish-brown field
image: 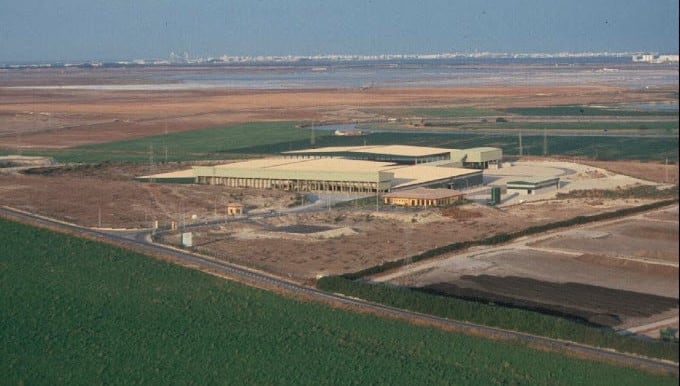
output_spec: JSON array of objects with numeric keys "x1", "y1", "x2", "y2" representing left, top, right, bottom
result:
[{"x1": 0, "y1": 67, "x2": 649, "y2": 150}]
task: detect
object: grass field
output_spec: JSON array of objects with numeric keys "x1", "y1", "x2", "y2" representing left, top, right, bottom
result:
[
  {"x1": 35, "y1": 121, "x2": 328, "y2": 163},
  {"x1": 233, "y1": 131, "x2": 678, "y2": 162},
  {"x1": 11, "y1": 120, "x2": 678, "y2": 164},
  {"x1": 0, "y1": 218, "x2": 676, "y2": 384}
]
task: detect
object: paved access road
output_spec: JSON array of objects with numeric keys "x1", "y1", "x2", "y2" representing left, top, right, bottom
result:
[{"x1": 1, "y1": 205, "x2": 677, "y2": 377}]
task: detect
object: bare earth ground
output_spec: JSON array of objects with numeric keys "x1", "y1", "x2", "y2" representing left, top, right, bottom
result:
[
  {"x1": 383, "y1": 205, "x2": 679, "y2": 336},
  {"x1": 1, "y1": 74, "x2": 671, "y2": 149},
  {"x1": 0, "y1": 160, "x2": 671, "y2": 277},
  {"x1": 0, "y1": 164, "x2": 298, "y2": 228},
  {"x1": 172, "y1": 196, "x2": 660, "y2": 280},
  {"x1": 575, "y1": 159, "x2": 680, "y2": 185}
]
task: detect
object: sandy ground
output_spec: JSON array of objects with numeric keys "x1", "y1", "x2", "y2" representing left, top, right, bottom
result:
[
  {"x1": 381, "y1": 205, "x2": 678, "y2": 336},
  {"x1": 0, "y1": 163, "x2": 298, "y2": 228},
  {"x1": 0, "y1": 80, "x2": 665, "y2": 149},
  {"x1": 1, "y1": 159, "x2": 672, "y2": 263}
]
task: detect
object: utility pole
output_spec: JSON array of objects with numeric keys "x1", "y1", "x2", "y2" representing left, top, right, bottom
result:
[
  {"x1": 375, "y1": 174, "x2": 380, "y2": 212},
  {"x1": 543, "y1": 128, "x2": 548, "y2": 156},
  {"x1": 148, "y1": 143, "x2": 155, "y2": 181},
  {"x1": 518, "y1": 131, "x2": 523, "y2": 157},
  {"x1": 310, "y1": 122, "x2": 316, "y2": 146},
  {"x1": 163, "y1": 116, "x2": 168, "y2": 162},
  {"x1": 16, "y1": 130, "x2": 22, "y2": 155}
]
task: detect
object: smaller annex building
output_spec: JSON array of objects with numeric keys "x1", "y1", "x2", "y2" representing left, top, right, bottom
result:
[
  {"x1": 383, "y1": 187, "x2": 464, "y2": 207},
  {"x1": 506, "y1": 177, "x2": 560, "y2": 195},
  {"x1": 450, "y1": 147, "x2": 503, "y2": 169}
]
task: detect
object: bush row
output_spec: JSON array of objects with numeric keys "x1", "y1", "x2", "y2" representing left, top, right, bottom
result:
[
  {"x1": 317, "y1": 276, "x2": 679, "y2": 362},
  {"x1": 556, "y1": 185, "x2": 679, "y2": 200}
]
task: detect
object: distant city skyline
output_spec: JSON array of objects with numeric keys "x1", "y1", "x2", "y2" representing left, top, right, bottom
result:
[{"x1": 1, "y1": 0, "x2": 678, "y2": 63}]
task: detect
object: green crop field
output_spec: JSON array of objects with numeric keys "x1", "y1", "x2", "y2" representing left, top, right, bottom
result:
[
  {"x1": 11, "y1": 120, "x2": 678, "y2": 163},
  {"x1": 29, "y1": 121, "x2": 328, "y2": 164},
  {"x1": 1, "y1": 218, "x2": 676, "y2": 385},
  {"x1": 234, "y1": 131, "x2": 678, "y2": 162}
]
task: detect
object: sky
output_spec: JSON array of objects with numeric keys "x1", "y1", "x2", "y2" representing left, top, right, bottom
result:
[{"x1": 1, "y1": 0, "x2": 678, "y2": 63}]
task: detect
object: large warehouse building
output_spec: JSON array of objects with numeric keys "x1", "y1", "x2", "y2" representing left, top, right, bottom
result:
[
  {"x1": 191, "y1": 145, "x2": 501, "y2": 193},
  {"x1": 282, "y1": 145, "x2": 502, "y2": 168}
]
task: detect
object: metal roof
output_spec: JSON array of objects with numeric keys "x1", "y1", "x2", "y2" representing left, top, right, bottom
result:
[
  {"x1": 284, "y1": 145, "x2": 453, "y2": 157},
  {"x1": 191, "y1": 157, "x2": 479, "y2": 189}
]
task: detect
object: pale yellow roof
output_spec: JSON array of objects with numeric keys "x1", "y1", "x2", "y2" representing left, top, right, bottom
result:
[
  {"x1": 354, "y1": 145, "x2": 453, "y2": 157},
  {"x1": 137, "y1": 169, "x2": 194, "y2": 179},
  {"x1": 268, "y1": 158, "x2": 394, "y2": 172},
  {"x1": 284, "y1": 145, "x2": 453, "y2": 157},
  {"x1": 387, "y1": 164, "x2": 480, "y2": 189},
  {"x1": 213, "y1": 157, "x2": 303, "y2": 169},
  {"x1": 283, "y1": 146, "x2": 365, "y2": 153},
  {"x1": 212, "y1": 157, "x2": 395, "y2": 172}
]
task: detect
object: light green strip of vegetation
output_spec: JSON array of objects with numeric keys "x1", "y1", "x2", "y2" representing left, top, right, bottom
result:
[
  {"x1": 502, "y1": 105, "x2": 678, "y2": 117},
  {"x1": 26, "y1": 121, "x2": 326, "y2": 163},
  {"x1": 1, "y1": 218, "x2": 676, "y2": 384},
  {"x1": 3, "y1": 120, "x2": 677, "y2": 163}
]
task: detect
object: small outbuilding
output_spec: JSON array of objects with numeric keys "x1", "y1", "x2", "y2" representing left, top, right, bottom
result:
[
  {"x1": 383, "y1": 187, "x2": 464, "y2": 207},
  {"x1": 226, "y1": 203, "x2": 245, "y2": 216},
  {"x1": 506, "y1": 177, "x2": 560, "y2": 195}
]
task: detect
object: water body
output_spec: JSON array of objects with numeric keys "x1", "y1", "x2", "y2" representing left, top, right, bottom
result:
[
  {"x1": 156, "y1": 59, "x2": 678, "y2": 89},
  {"x1": 5, "y1": 57, "x2": 676, "y2": 90},
  {"x1": 619, "y1": 102, "x2": 679, "y2": 111}
]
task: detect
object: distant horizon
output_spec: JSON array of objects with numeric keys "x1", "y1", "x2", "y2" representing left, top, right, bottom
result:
[
  {"x1": 3, "y1": 50, "x2": 679, "y2": 66},
  {"x1": 1, "y1": 1, "x2": 677, "y2": 63}
]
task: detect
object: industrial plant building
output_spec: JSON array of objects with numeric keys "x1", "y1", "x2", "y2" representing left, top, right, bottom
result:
[
  {"x1": 192, "y1": 157, "x2": 482, "y2": 193},
  {"x1": 191, "y1": 145, "x2": 501, "y2": 194},
  {"x1": 140, "y1": 145, "x2": 502, "y2": 197}
]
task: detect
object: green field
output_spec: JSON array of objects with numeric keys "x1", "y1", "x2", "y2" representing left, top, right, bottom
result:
[
  {"x1": 32, "y1": 121, "x2": 328, "y2": 163},
  {"x1": 8, "y1": 120, "x2": 678, "y2": 164},
  {"x1": 1, "y1": 218, "x2": 676, "y2": 384}
]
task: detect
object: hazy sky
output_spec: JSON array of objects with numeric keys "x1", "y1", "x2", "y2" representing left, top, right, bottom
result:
[{"x1": 1, "y1": 0, "x2": 678, "y2": 62}]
